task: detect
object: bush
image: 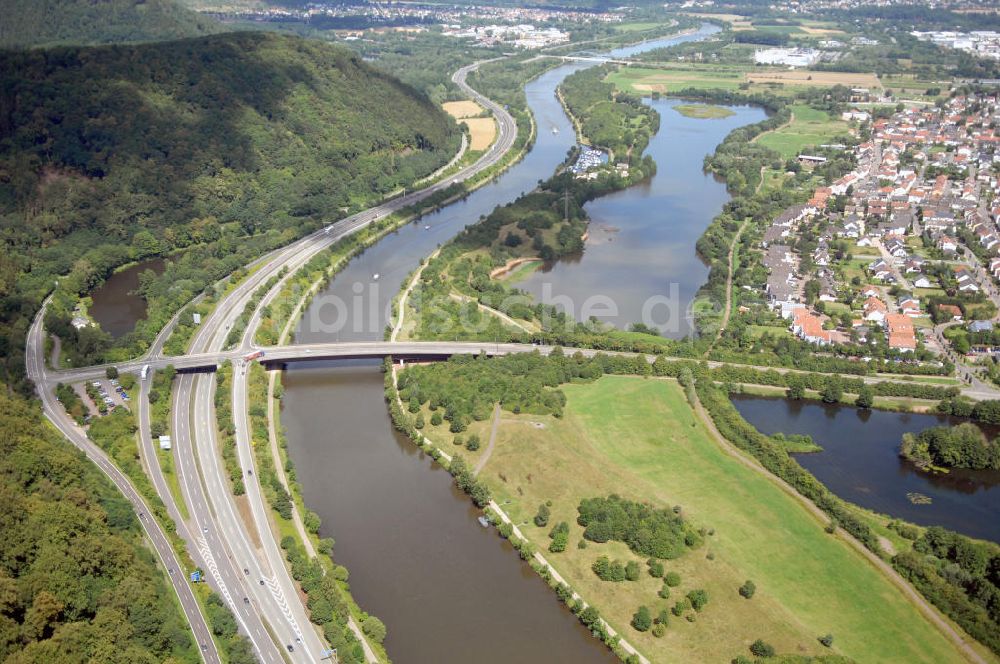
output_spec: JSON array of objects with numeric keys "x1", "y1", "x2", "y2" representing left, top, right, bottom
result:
[
  {"x1": 534, "y1": 503, "x2": 550, "y2": 527},
  {"x1": 664, "y1": 571, "x2": 681, "y2": 587},
  {"x1": 592, "y1": 556, "x2": 626, "y2": 582},
  {"x1": 749, "y1": 639, "x2": 775, "y2": 657},
  {"x1": 819, "y1": 633, "x2": 834, "y2": 648},
  {"x1": 739, "y1": 580, "x2": 756, "y2": 599},
  {"x1": 466, "y1": 433, "x2": 481, "y2": 451},
  {"x1": 658, "y1": 583, "x2": 671, "y2": 599},
  {"x1": 625, "y1": 560, "x2": 641, "y2": 581},
  {"x1": 671, "y1": 598, "x2": 690, "y2": 617},
  {"x1": 631, "y1": 606, "x2": 652, "y2": 632},
  {"x1": 687, "y1": 589, "x2": 709, "y2": 611},
  {"x1": 652, "y1": 622, "x2": 666, "y2": 638},
  {"x1": 647, "y1": 559, "x2": 664, "y2": 578},
  {"x1": 431, "y1": 411, "x2": 443, "y2": 426},
  {"x1": 549, "y1": 522, "x2": 569, "y2": 553}
]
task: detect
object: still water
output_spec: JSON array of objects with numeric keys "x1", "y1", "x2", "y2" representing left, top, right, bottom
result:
[
  {"x1": 732, "y1": 395, "x2": 1000, "y2": 543},
  {"x1": 88, "y1": 258, "x2": 165, "y2": 338},
  {"x1": 282, "y1": 25, "x2": 727, "y2": 663}
]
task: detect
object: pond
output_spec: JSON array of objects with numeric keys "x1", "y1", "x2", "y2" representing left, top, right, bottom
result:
[{"x1": 732, "y1": 395, "x2": 1000, "y2": 543}]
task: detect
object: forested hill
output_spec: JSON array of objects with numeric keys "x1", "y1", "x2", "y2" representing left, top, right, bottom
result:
[
  {"x1": 0, "y1": 30, "x2": 459, "y2": 391},
  {"x1": 0, "y1": 390, "x2": 199, "y2": 662},
  {"x1": 0, "y1": 0, "x2": 221, "y2": 48}
]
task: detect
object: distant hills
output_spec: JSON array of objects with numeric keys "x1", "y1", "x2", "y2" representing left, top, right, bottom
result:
[
  {"x1": 0, "y1": 0, "x2": 221, "y2": 49},
  {"x1": 0, "y1": 30, "x2": 459, "y2": 389}
]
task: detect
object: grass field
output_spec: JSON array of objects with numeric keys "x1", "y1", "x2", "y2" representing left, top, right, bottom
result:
[
  {"x1": 755, "y1": 104, "x2": 849, "y2": 158},
  {"x1": 470, "y1": 376, "x2": 970, "y2": 663},
  {"x1": 673, "y1": 103, "x2": 735, "y2": 119},
  {"x1": 607, "y1": 66, "x2": 745, "y2": 94},
  {"x1": 607, "y1": 66, "x2": 877, "y2": 101}
]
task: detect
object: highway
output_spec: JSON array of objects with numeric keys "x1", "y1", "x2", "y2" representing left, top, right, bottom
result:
[
  {"x1": 28, "y1": 57, "x2": 519, "y2": 663},
  {"x1": 25, "y1": 302, "x2": 222, "y2": 664}
]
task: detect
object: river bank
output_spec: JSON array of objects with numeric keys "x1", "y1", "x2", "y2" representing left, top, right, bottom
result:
[{"x1": 280, "y1": 25, "x2": 721, "y2": 664}]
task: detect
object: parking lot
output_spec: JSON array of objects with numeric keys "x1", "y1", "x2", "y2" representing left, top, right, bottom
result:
[{"x1": 84, "y1": 377, "x2": 132, "y2": 415}]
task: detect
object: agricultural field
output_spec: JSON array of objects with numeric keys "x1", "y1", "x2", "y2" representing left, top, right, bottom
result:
[
  {"x1": 745, "y1": 70, "x2": 881, "y2": 89},
  {"x1": 681, "y1": 12, "x2": 753, "y2": 30},
  {"x1": 755, "y1": 104, "x2": 850, "y2": 158},
  {"x1": 442, "y1": 100, "x2": 484, "y2": 118},
  {"x1": 443, "y1": 100, "x2": 496, "y2": 150},
  {"x1": 461, "y1": 376, "x2": 972, "y2": 663},
  {"x1": 462, "y1": 117, "x2": 496, "y2": 150}
]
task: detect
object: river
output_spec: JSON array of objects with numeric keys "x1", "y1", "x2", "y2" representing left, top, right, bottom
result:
[
  {"x1": 516, "y1": 99, "x2": 766, "y2": 338},
  {"x1": 732, "y1": 395, "x2": 1000, "y2": 543},
  {"x1": 281, "y1": 25, "x2": 741, "y2": 664}
]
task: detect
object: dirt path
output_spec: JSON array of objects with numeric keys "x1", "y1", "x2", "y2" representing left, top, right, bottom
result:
[
  {"x1": 448, "y1": 292, "x2": 536, "y2": 333},
  {"x1": 474, "y1": 403, "x2": 501, "y2": 475},
  {"x1": 706, "y1": 217, "x2": 749, "y2": 355},
  {"x1": 391, "y1": 249, "x2": 440, "y2": 342},
  {"x1": 689, "y1": 388, "x2": 988, "y2": 664}
]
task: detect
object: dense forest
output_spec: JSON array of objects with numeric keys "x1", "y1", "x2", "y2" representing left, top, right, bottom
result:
[
  {"x1": 0, "y1": 0, "x2": 220, "y2": 48},
  {"x1": 0, "y1": 390, "x2": 198, "y2": 663},
  {"x1": 0, "y1": 30, "x2": 460, "y2": 391}
]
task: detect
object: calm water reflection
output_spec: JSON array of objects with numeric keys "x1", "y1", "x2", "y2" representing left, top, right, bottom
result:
[{"x1": 89, "y1": 258, "x2": 165, "y2": 338}]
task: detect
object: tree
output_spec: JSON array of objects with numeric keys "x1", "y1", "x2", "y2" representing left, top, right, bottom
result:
[
  {"x1": 739, "y1": 580, "x2": 756, "y2": 599},
  {"x1": 631, "y1": 606, "x2": 652, "y2": 632},
  {"x1": 856, "y1": 385, "x2": 874, "y2": 409},
  {"x1": 750, "y1": 639, "x2": 775, "y2": 657},
  {"x1": 362, "y1": 616, "x2": 387, "y2": 644},
  {"x1": 820, "y1": 378, "x2": 843, "y2": 404},
  {"x1": 786, "y1": 375, "x2": 805, "y2": 400},
  {"x1": 106, "y1": 366, "x2": 119, "y2": 379}
]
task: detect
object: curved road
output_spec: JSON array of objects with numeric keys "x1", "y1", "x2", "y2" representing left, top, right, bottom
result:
[
  {"x1": 26, "y1": 302, "x2": 222, "y2": 663},
  {"x1": 29, "y1": 58, "x2": 517, "y2": 663}
]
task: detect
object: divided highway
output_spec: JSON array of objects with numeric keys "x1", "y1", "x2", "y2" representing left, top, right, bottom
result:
[{"x1": 28, "y1": 59, "x2": 518, "y2": 663}]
